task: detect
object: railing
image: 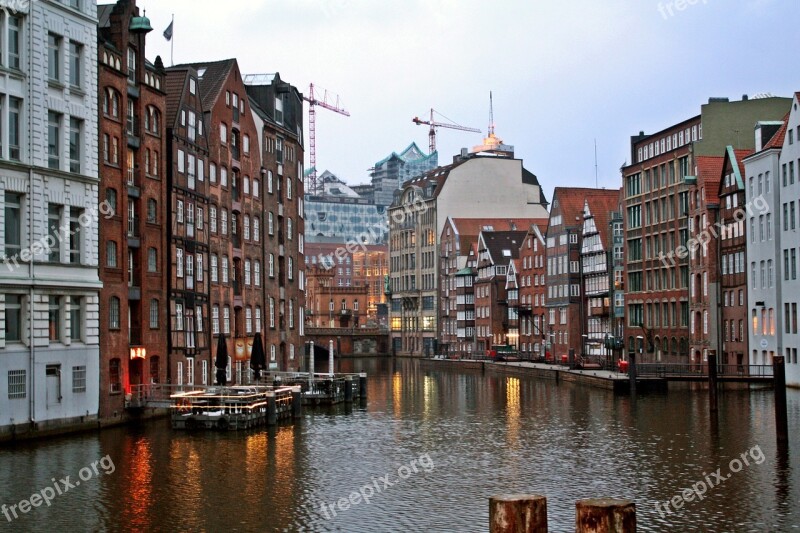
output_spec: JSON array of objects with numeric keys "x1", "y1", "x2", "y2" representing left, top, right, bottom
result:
[{"x1": 637, "y1": 363, "x2": 774, "y2": 378}]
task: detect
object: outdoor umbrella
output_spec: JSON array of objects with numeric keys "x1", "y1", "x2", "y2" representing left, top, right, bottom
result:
[
  {"x1": 250, "y1": 332, "x2": 266, "y2": 382},
  {"x1": 215, "y1": 332, "x2": 228, "y2": 386}
]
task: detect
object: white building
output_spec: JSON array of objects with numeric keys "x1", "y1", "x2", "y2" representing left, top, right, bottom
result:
[
  {"x1": 0, "y1": 0, "x2": 100, "y2": 438},
  {"x1": 777, "y1": 93, "x2": 800, "y2": 386}
]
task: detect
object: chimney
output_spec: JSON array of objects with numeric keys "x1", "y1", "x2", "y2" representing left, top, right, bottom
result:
[{"x1": 742, "y1": 94, "x2": 749, "y2": 101}]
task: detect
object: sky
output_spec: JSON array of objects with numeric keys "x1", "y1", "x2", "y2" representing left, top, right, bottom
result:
[{"x1": 139, "y1": 0, "x2": 798, "y2": 202}]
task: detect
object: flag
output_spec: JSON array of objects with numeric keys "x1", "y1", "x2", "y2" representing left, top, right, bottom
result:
[{"x1": 163, "y1": 21, "x2": 173, "y2": 41}]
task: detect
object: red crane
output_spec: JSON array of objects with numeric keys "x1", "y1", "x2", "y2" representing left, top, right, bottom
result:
[
  {"x1": 412, "y1": 109, "x2": 481, "y2": 154},
  {"x1": 304, "y1": 83, "x2": 349, "y2": 195}
]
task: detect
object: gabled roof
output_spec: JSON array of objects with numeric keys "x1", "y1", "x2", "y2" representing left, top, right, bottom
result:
[
  {"x1": 764, "y1": 114, "x2": 790, "y2": 150},
  {"x1": 583, "y1": 190, "x2": 622, "y2": 248},
  {"x1": 164, "y1": 67, "x2": 193, "y2": 129},
  {"x1": 696, "y1": 156, "x2": 725, "y2": 204},
  {"x1": 550, "y1": 187, "x2": 608, "y2": 231},
  {"x1": 721, "y1": 146, "x2": 753, "y2": 192},
  {"x1": 175, "y1": 58, "x2": 237, "y2": 111},
  {"x1": 478, "y1": 231, "x2": 528, "y2": 267}
]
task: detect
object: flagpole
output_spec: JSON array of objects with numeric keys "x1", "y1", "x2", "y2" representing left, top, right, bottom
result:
[{"x1": 170, "y1": 14, "x2": 174, "y2": 66}]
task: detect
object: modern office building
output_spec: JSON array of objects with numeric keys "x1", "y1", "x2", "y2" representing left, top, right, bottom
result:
[
  {"x1": 97, "y1": 0, "x2": 168, "y2": 418},
  {"x1": 304, "y1": 195, "x2": 389, "y2": 244},
  {"x1": 1, "y1": 0, "x2": 101, "y2": 437},
  {"x1": 370, "y1": 142, "x2": 438, "y2": 206}
]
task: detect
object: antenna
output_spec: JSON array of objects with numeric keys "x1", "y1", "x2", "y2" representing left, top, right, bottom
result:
[
  {"x1": 489, "y1": 91, "x2": 495, "y2": 136},
  {"x1": 594, "y1": 139, "x2": 598, "y2": 188}
]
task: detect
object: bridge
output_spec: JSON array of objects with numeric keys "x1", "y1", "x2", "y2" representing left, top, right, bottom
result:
[
  {"x1": 305, "y1": 327, "x2": 389, "y2": 356},
  {"x1": 636, "y1": 363, "x2": 774, "y2": 383}
]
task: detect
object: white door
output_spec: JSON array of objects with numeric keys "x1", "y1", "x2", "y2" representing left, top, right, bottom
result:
[{"x1": 46, "y1": 365, "x2": 61, "y2": 405}]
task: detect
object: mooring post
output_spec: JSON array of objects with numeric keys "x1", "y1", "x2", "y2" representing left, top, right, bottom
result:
[
  {"x1": 708, "y1": 350, "x2": 718, "y2": 413},
  {"x1": 308, "y1": 341, "x2": 315, "y2": 391},
  {"x1": 291, "y1": 386, "x2": 302, "y2": 419},
  {"x1": 774, "y1": 355, "x2": 788, "y2": 446},
  {"x1": 359, "y1": 372, "x2": 367, "y2": 399},
  {"x1": 575, "y1": 498, "x2": 636, "y2": 533},
  {"x1": 628, "y1": 352, "x2": 637, "y2": 395},
  {"x1": 267, "y1": 392, "x2": 277, "y2": 426},
  {"x1": 344, "y1": 375, "x2": 353, "y2": 403},
  {"x1": 489, "y1": 494, "x2": 548, "y2": 533}
]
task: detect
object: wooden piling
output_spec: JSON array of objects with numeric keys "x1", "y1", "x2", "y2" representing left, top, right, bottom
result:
[
  {"x1": 628, "y1": 352, "x2": 637, "y2": 395},
  {"x1": 489, "y1": 494, "x2": 548, "y2": 533},
  {"x1": 575, "y1": 498, "x2": 636, "y2": 533},
  {"x1": 344, "y1": 375, "x2": 353, "y2": 403},
  {"x1": 291, "y1": 386, "x2": 302, "y2": 419},
  {"x1": 708, "y1": 350, "x2": 718, "y2": 413},
  {"x1": 774, "y1": 355, "x2": 788, "y2": 446},
  {"x1": 359, "y1": 372, "x2": 367, "y2": 399},
  {"x1": 266, "y1": 393, "x2": 277, "y2": 426}
]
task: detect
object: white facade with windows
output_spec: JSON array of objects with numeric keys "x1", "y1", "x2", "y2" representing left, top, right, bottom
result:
[
  {"x1": 0, "y1": 0, "x2": 100, "y2": 435},
  {"x1": 776, "y1": 95, "x2": 800, "y2": 386}
]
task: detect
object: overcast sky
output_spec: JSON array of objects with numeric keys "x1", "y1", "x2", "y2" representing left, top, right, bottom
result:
[{"x1": 140, "y1": 0, "x2": 797, "y2": 201}]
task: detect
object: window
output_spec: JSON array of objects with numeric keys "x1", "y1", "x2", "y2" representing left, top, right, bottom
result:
[
  {"x1": 8, "y1": 370, "x2": 25, "y2": 399},
  {"x1": 210, "y1": 162, "x2": 217, "y2": 183},
  {"x1": 212, "y1": 305, "x2": 219, "y2": 334},
  {"x1": 69, "y1": 118, "x2": 82, "y2": 173},
  {"x1": 221, "y1": 209, "x2": 228, "y2": 234},
  {"x1": 269, "y1": 254, "x2": 275, "y2": 277},
  {"x1": 287, "y1": 218, "x2": 293, "y2": 240},
  {"x1": 48, "y1": 205, "x2": 61, "y2": 261},
  {"x1": 48, "y1": 296, "x2": 61, "y2": 342},
  {"x1": 148, "y1": 247, "x2": 157, "y2": 272},
  {"x1": 8, "y1": 97, "x2": 21, "y2": 160},
  {"x1": 7, "y1": 15, "x2": 21, "y2": 70},
  {"x1": 72, "y1": 366, "x2": 86, "y2": 394},
  {"x1": 149, "y1": 299, "x2": 159, "y2": 328},
  {"x1": 106, "y1": 241, "x2": 118, "y2": 268},
  {"x1": 147, "y1": 198, "x2": 157, "y2": 223},
  {"x1": 221, "y1": 166, "x2": 228, "y2": 187},
  {"x1": 220, "y1": 124, "x2": 227, "y2": 144},
  {"x1": 4, "y1": 294, "x2": 22, "y2": 342},
  {"x1": 269, "y1": 298, "x2": 275, "y2": 328},
  {"x1": 211, "y1": 255, "x2": 218, "y2": 282},
  {"x1": 48, "y1": 112, "x2": 61, "y2": 169},
  {"x1": 255, "y1": 307, "x2": 262, "y2": 333},
  {"x1": 223, "y1": 306, "x2": 230, "y2": 334},
  {"x1": 48, "y1": 33, "x2": 61, "y2": 81},
  {"x1": 4, "y1": 192, "x2": 22, "y2": 258},
  {"x1": 268, "y1": 212, "x2": 274, "y2": 235},
  {"x1": 222, "y1": 256, "x2": 229, "y2": 283},
  {"x1": 109, "y1": 296, "x2": 120, "y2": 329},
  {"x1": 127, "y1": 47, "x2": 136, "y2": 84},
  {"x1": 110, "y1": 359, "x2": 122, "y2": 393},
  {"x1": 210, "y1": 207, "x2": 217, "y2": 233},
  {"x1": 253, "y1": 217, "x2": 260, "y2": 242},
  {"x1": 176, "y1": 248, "x2": 184, "y2": 278},
  {"x1": 69, "y1": 297, "x2": 82, "y2": 341},
  {"x1": 68, "y1": 41, "x2": 82, "y2": 88},
  {"x1": 254, "y1": 261, "x2": 261, "y2": 287}
]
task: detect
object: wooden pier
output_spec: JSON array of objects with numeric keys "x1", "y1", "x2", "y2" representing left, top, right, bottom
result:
[{"x1": 126, "y1": 371, "x2": 367, "y2": 431}]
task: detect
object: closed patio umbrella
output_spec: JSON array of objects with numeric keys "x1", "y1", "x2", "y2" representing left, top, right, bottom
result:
[
  {"x1": 215, "y1": 333, "x2": 229, "y2": 386},
  {"x1": 250, "y1": 332, "x2": 266, "y2": 382}
]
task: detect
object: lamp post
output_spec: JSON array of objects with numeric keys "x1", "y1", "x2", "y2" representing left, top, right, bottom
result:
[
  {"x1": 632, "y1": 335, "x2": 643, "y2": 394},
  {"x1": 581, "y1": 334, "x2": 589, "y2": 361}
]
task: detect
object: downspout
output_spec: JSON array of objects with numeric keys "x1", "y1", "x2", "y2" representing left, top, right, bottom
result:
[{"x1": 28, "y1": 4, "x2": 36, "y2": 424}]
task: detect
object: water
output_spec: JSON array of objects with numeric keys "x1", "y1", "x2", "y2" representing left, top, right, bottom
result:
[{"x1": 0, "y1": 358, "x2": 798, "y2": 532}]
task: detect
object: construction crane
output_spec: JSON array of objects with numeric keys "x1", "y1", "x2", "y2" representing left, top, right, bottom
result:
[
  {"x1": 304, "y1": 83, "x2": 349, "y2": 196},
  {"x1": 412, "y1": 109, "x2": 481, "y2": 154}
]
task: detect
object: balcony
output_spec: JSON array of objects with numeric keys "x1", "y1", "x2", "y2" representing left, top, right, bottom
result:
[
  {"x1": 590, "y1": 304, "x2": 609, "y2": 317},
  {"x1": 127, "y1": 216, "x2": 141, "y2": 248}
]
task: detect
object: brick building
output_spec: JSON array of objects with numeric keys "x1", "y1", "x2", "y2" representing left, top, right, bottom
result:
[
  {"x1": 305, "y1": 265, "x2": 368, "y2": 328},
  {"x1": 517, "y1": 224, "x2": 548, "y2": 359},
  {"x1": 246, "y1": 73, "x2": 306, "y2": 371},
  {"x1": 718, "y1": 147, "x2": 752, "y2": 367},
  {"x1": 181, "y1": 59, "x2": 266, "y2": 381},
  {"x1": 623, "y1": 96, "x2": 791, "y2": 363},
  {"x1": 474, "y1": 230, "x2": 527, "y2": 355},
  {"x1": 545, "y1": 188, "x2": 590, "y2": 360},
  {"x1": 580, "y1": 191, "x2": 621, "y2": 362},
  {"x1": 304, "y1": 241, "x2": 387, "y2": 319},
  {"x1": 163, "y1": 62, "x2": 210, "y2": 386},
  {"x1": 98, "y1": 2, "x2": 168, "y2": 417},
  {"x1": 439, "y1": 218, "x2": 542, "y2": 357}
]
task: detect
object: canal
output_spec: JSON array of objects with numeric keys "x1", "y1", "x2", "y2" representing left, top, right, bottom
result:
[{"x1": 1, "y1": 358, "x2": 798, "y2": 532}]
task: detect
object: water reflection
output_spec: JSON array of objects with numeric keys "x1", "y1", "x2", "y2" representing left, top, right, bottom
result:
[{"x1": 0, "y1": 358, "x2": 797, "y2": 532}]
